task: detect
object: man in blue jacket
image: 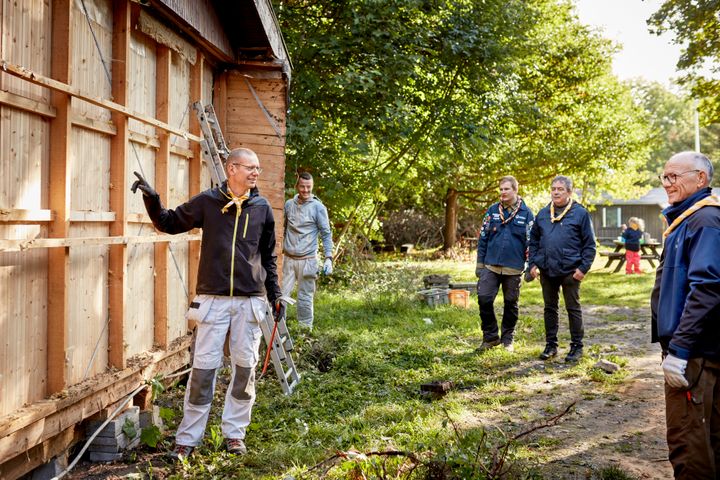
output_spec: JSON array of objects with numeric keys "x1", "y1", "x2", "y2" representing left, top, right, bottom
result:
[
  {"x1": 528, "y1": 175, "x2": 596, "y2": 362},
  {"x1": 475, "y1": 176, "x2": 534, "y2": 352},
  {"x1": 651, "y1": 151, "x2": 720, "y2": 479}
]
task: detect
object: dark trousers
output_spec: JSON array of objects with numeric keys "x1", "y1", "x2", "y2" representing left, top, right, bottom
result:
[
  {"x1": 539, "y1": 273, "x2": 583, "y2": 347},
  {"x1": 476, "y1": 269, "x2": 521, "y2": 344},
  {"x1": 665, "y1": 358, "x2": 720, "y2": 479}
]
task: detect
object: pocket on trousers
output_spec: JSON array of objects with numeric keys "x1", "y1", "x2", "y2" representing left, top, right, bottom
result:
[
  {"x1": 185, "y1": 294, "x2": 214, "y2": 323},
  {"x1": 302, "y1": 258, "x2": 318, "y2": 279}
]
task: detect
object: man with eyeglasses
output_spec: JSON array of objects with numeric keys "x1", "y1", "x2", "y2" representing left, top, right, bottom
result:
[
  {"x1": 281, "y1": 172, "x2": 334, "y2": 331},
  {"x1": 528, "y1": 175, "x2": 596, "y2": 363},
  {"x1": 651, "y1": 151, "x2": 720, "y2": 479},
  {"x1": 131, "y1": 148, "x2": 282, "y2": 459}
]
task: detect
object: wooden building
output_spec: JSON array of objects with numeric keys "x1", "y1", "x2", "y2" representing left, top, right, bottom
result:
[
  {"x1": 589, "y1": 187, "x2": 720, "y2": 245},
  {"x1": 0, "y1": 0, "x2": 290, "y2": 477}
]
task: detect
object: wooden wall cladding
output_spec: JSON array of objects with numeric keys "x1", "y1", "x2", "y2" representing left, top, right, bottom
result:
[{"x1": 0, "y1": 0, "x2": 288, "y2": 473}]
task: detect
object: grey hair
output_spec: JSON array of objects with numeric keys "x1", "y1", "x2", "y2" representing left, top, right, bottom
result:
[
  {"x1": 692, "y1": 152, "x2": 713, "y2": 183},
  {"x1": 551, "y1": 175, "x2": 573, "y2": 191},
  {"x1": 227, "y1": 148, "x2": 258, "y2": 162},
  {"x1": 670, "y1": 151, "x2": 714, "y2": 183}
]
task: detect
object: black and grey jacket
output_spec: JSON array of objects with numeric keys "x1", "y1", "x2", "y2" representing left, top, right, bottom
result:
[{"x1": 142, "y1": 183, "x2": 282, "y2": 302}]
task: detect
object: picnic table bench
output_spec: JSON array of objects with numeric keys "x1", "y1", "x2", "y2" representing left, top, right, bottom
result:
[{"x1": 599, "y1": 240, "x2": 661, "y2": 273}]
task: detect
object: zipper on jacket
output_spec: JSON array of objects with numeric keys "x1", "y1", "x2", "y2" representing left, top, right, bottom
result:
[{"x1": 229, "y1": 208, "x2": 241, "y2": 296}]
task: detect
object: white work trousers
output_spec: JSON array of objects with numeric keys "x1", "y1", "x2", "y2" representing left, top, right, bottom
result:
[
  {"x1": 281, "y1": 256, "x2": 317, "y2": 329},
  {"x1": 175, "y1": 295, "x2": 266, "y2": 447}
]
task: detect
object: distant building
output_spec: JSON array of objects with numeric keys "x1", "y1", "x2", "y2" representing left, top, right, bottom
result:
[{"x1": 589, "y1": 187, "x2": 720, "y2": 245}]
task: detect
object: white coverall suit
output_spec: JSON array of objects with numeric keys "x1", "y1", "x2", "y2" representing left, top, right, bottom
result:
[{"x1": 282, "y1": 194, "x2": 333, "y2": 330}]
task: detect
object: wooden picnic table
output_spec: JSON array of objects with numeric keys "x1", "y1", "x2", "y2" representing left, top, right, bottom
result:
[{"x1": 599, "y1": 240, "x2": 662, "y2": 273}]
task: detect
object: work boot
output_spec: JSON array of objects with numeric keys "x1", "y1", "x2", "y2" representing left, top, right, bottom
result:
[
  {"x1": 539, "y1": 344, "x2": 557, "y2": 360},
  {"x1": 226, "y1": 438, "x2": 247, "y2": 455},
  {"x1": 168, "y1": 444, "x2": 194, "y2": 461},
  {"x1": 565, "y1": 345, "x2": 583, "y2": 363},
  {"x1": 502, "y1": 341, "x2": 514, "y2": 352},
  {"x1": 475, "y1": 338, "x2": 501, "y2": 353}
]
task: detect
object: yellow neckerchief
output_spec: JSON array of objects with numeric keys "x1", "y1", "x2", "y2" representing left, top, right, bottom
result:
[
  {"x1": 221, "y1": 185, "x2": 250, "y2": 214},
  {"x1": 550, "y1": 198, "x2": 573, "y2": 223},
  {"x1": 220, "y1": 185, "x2": 249, "y2": 296},
  {"x1": 498, "y1": 197, "x2": 522, "y2": 225},
  {"x1": 663, "y1": 195, "x2": 720, "y2": 238}
]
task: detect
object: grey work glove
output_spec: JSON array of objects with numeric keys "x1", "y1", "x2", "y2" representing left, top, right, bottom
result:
[
  {"x1": 322, "y1": 258, "x2": 333, "y2": 275},
  {"x1": 475, "y1": 263, "x2": 485, "y2": 278},
  {"x1": 662, "y1": 354, "x2": 689, "y2": 388},
  {"x1": 272, "y1": 299, "x2": 286, "y2": 323},
  {"x1": 131, "y1": 171, "x2": 158, "y2": 198}
]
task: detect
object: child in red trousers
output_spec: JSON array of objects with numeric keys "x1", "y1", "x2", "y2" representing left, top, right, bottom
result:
[{"x1": 621, "y1": 217, "x2": 644, "y2": 274}]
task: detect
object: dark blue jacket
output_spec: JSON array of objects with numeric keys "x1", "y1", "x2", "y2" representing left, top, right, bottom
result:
[
  {"x1": 651, "y1": 188, "x2": 720, "y2": 360},
  {"x1": 476, "y1": 200, "x2": 534, "y2": 271},
  {"x1": 528, "y1": 201, "x2": 596, "y2": 277},
  {"x1": 621, "y1": 228, "x2": 643, "y2": 252}
]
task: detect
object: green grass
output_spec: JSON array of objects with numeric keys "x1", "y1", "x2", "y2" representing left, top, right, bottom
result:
[{"x1": 158, "y1": 254, "x2": 653, "y2": 479}]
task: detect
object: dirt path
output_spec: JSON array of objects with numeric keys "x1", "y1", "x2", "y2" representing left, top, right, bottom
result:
[{"x1": 464, "y1": 305, "x2": 673, "y2": 479}]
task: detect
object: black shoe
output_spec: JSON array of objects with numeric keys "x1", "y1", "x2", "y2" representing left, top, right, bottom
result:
[
  {"x1": 475, "y1": 339, "x2": 501, "y2": 352},
  {"x1": 539, "y1": 344, "x2": 557, "y2": 360},
  {"x1": 168, "y1": 444, "x2": 194, "y2": 461},
  {"x1": 565, "y1": 345, "x2": 583, "y2": 363}
]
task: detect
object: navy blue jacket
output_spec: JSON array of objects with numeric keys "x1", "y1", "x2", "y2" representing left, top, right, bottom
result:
[
  {"x1": 528, "y1": 201, "x2": 596, "y2": 277},
  {"x1": 476, "y1": 200, "x2": 534, "y2": 271},
  {"x1": 651, "y1": 188, "x2": 720, "y2": 360},
  {"x1": 621, "y1": 228, "x2": 643, "y2": 252}
]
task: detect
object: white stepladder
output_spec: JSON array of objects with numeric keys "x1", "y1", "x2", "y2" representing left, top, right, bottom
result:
[
  {"x1": 192, "y1": 102, "x2": 301, "y2": 395},
  {"x1": 258, "y1": 297, "x2": 301, "y2": 395},
  {"x1": 192, "y1": 101, "x2": 230, "y2": 187}
]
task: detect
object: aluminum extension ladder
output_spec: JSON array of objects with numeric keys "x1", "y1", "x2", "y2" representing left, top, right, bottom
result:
[
  {"x1": 192, "y1": 102, "x2": 301, "y2": 395},
  {"x1": 259, "y1": 298, "x2": 301, "y2": 395},
  {"x1": 192, "y1": 101, "x2": 230, "y2": 187}
]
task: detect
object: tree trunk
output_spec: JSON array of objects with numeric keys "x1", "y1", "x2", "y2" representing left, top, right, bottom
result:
[{"x1": 443, "y1": 187, "x2": 459, "y2": 251}]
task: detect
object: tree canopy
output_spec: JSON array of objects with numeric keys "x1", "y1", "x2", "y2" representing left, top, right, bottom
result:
[
  {"x1": 275, "y1": 0, "x2": 653, "y2": 251},
  {"x1": 649, "y1": 0, "x2": 720, "y2": 122}
]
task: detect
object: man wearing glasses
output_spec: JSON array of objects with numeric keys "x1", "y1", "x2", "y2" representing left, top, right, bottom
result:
[
  {"x1": 281, "y1": 172, "x2": 334, "y2": 332},
  {"x1": 651, "y1": 151, "x2": 720, "y2": 479},
  {"x1": 131, "y1": 148, "x2": 282, "y2": 459}
]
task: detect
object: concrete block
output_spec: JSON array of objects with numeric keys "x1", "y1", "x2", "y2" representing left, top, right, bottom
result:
[
  {"x1": 29, "y1": 453, "x2": 67, "y2": 480},
  {"x1": 89, "y1": 451, "x2": 123, "y2": 462},
  {"x1": 86, "y1": 406, "x2": 140, "y2": 438},
  {"x1": 139, "y1": 405, "x2": 164, "y2": 430}
]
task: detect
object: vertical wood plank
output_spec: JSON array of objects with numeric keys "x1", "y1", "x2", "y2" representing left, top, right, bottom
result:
[
  {"x1": 47, "y1": 0, "x2": 72, "y2": 395},
  {"x1": 108, "y1": 0, "x2": 130, "y2": 369},
  {"x1": 187, "y1": 54, "x2": 204, "y2": 300},
  {"x1": 154, "y1": 45, "x2": 170, "y2": 348}
]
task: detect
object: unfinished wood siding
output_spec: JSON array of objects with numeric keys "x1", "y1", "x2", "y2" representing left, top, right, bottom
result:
[
  {"x1": 0, "y1": 0, "x2": 51, "y2": 101},
  {"x1": 64, "y1": 0, "x2": 113, "y2": 384},
  {"x1": 223, "y1": 69, "x2": 286, "y2": 249},
  {"x1": 0, "y1": 0, "x2": 52, "y2": 416},
  {"x1": 154, "y1": 0, "x2": 232, "y2": 59}
]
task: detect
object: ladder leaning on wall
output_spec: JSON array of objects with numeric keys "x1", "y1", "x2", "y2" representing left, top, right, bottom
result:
[{"x1": 192, "y1": 101, "x2": 301, "y2": 395}]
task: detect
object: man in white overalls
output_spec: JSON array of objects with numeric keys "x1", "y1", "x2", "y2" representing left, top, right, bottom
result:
[{"x1": 282, "y1": 172, "x2": 334, "y2": 331}]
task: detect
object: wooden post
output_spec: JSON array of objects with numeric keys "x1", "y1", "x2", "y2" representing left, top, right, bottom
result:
[
  {"x1": 187, "y1": 54, "x2": 204, "y2": 301},
  {"x1": 47, "y1": 0, "x2": 72, "y2": 395},
  {"x1": 154, "y1": 45, "x2": 170, "y2": 348},
  {"x1": 108, "y1": 0, "x2": 130, "y2": 369}
]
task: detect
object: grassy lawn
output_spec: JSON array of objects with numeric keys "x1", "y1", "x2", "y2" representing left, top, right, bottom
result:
[{"x1": 161, "y1": 254, "x2": 656, "y2": 479}]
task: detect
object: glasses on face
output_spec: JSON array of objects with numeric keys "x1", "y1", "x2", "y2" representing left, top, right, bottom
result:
[
  {"x1": 230, "y1": 163, "x2": 263, "y2": 174},
  {"x1": 658, "y1": 169, "x2": 700, "y2": 185}
]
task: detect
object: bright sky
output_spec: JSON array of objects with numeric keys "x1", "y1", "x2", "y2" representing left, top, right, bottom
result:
[{"x1": 573, "y1": 0, "x2": 682, "y2": 87}]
